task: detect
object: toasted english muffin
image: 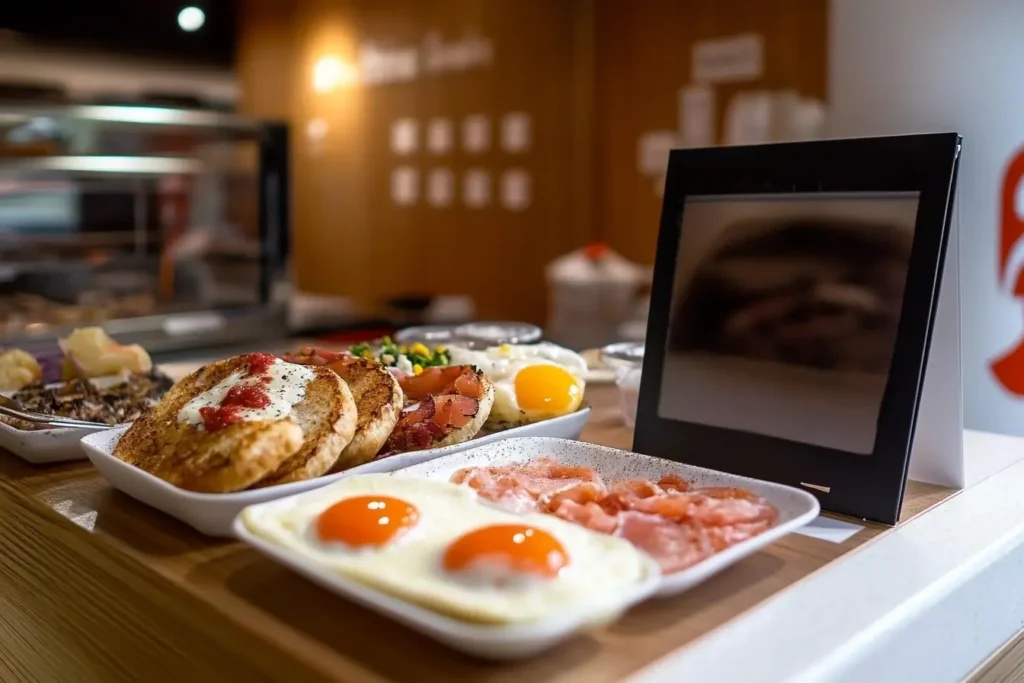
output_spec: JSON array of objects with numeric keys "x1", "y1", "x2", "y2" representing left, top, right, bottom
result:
[
  {"x1": 114, "y1": 354, "x2": 353, "y2": 493},
  {"x1": 254, "y1": 372, "x2": 357, "y2": 487},
  {"x1": 431, "y1": 376, "x2": 494, "y2": 449},
  {"x1": 380, "y1": 373, "x2": 494, "y2": 456},
  {"x1": 322, "y1": 356, "x2": 403, "y2": 471}
]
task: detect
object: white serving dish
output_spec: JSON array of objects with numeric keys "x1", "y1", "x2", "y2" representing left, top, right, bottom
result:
[
  {"x1": 0, "y1": 374, "x2": 145, "y2": 464},
  {"x1": 80, "y1": 407, "x2": 592, "y2": 536},
  {"x1": 388, "y1": 437, "x2": 821, "y2": 597},
  {"x1": 233, "y1": 494, "x2": 661, "y2": 661}
]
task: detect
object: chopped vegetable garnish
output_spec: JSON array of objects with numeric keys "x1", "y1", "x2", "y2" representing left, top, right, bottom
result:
[{"x1": 347, "y1": 337, "x2": 451, "y2": 370}]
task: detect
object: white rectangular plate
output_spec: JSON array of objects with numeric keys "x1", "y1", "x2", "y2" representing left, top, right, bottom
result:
[
  {"x1": 388, "y1": 437, "x2": 820, "y2": 597},
  {"x1": 233, "y1": 498, "x2": 661, "y2": 661},
  {"x1": 0, "y1": 374, "x2": 147, "y2": 464},
  {"x1": 80, "y1": 407, "x2": 591, "y2": 537}
]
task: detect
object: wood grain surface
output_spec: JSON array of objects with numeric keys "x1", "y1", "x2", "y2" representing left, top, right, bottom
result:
[
  {"x1": 0, "y1": 378, "x2": 951, "y2": 683},
  {"x1": 968, "y1": 628, "x2": 1024, "y2": 683}
]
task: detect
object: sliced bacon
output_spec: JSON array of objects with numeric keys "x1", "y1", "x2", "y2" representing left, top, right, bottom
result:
[
  {"x1": 551, "y1": 500, "x2": 620, "y2": 535},
  {"x1": 446, "y1": 458, "x2": 780, "y2": 575},
  {"x1": 377, "y1": 394, "x2": 480, "y2": 458},
  {"x1": 454, "y1": 458, "x2": 606, "y2": 514},
  {"x1": 282, "y1": 347, "x2": 362, "y2": 376},
  {"x1": 616, "y1": 511, "x2": 715, "y2": 574},
  {"x1": 399, "y1": 365, "x2": 485, "y2": 400},
  {"x1": 657, "y1": 474, "x2": 690, "y2": 493},
  {"x1": 538, "y1": 481, "x2": 607, "y2": 514}
]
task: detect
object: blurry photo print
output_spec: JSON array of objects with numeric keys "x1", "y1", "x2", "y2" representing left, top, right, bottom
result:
[{"x1": 658, "y1": 193, "x2": 920, "y2": 454}]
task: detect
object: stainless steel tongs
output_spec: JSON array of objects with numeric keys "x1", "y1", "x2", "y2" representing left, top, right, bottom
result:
[{"x1": 0, "y1": 395, "x2": 111, "y2": 430}]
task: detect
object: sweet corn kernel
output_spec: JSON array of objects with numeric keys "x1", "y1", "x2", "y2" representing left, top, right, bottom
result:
[
  {"x1": 498, "y1": 344, "x2": 512, "y2": 354},
  {"x1": 361, "y1": 349, "x2": 374, "y2": 359},
  {"x1": 434, "y1": 344, "x2": 447, "y2": 354},
  {"x1": 399, "y1": 345, "x2": 408, "y2": 354},
  {"x1": 410, "y1": 342, "x2": 430, "y2": 357},
  {"x1": 413, "y1": 364, "x2": 424, "y2": 375}
]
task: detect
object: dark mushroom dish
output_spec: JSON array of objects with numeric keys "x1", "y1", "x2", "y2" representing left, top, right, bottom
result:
[{"x1": 3, "y1": 370, "x2": 174, "y2": 430}]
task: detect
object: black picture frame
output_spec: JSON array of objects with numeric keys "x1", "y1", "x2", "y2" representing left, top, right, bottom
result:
[{"x1": 633, "y1": 133, "x2": 962, "y2": 524}]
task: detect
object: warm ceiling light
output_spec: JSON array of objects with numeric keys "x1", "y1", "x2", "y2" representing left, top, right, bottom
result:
[
  {"x1": 313, "y1": 55, "x2": 357, "y2": 93},
  {"x1": 178, "y1": 6, "x2": 205, "y2": 32}
]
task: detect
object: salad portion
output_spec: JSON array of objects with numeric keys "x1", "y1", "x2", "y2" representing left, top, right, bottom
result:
[{"x1": 349, "y1": 337, "x2": 450, "y2": 375}]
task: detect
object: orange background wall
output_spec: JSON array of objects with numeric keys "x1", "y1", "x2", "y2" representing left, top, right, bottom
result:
[
  {"x1": 237, "y1": 0, "x2": 827, "y2": 322},
  {"x1": 238, "y1": 0, "x2": 593, "y2": 323},
  {"x1": 593, "y1": 0, "x2": 828, "y2": 264}
]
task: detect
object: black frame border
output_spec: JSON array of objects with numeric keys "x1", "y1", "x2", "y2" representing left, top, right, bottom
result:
[{"x1": 633, "y1": 133, "x2": 962, "y2": 524}]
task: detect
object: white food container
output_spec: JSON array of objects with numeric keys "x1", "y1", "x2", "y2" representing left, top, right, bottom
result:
[
  {"x1": 80, "y1": 407, "x2": 592, "y2": 536},
  {"x1": 233, "y1": 484, "x2": 661, "y2": 660},
  {"x1": 0, "y1": 373, "x2": 159, "y2": 464},
  {"x1": 545, "y1": 245, "x2": 649, "y2": 350},
  {"x1": 389, "y1": 437, "x2": 820, "y2": 598}
]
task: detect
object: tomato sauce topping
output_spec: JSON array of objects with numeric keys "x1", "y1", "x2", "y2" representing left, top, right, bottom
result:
[
  {"x1": 199, "y1": 405, "x2": 243, "y2": 432},
  {"x1": 243, "y1": 352, "x2": 277, "y2": 377},
  {"x1": 199, "y1": 369, "x2": 273, "y2": 432}
]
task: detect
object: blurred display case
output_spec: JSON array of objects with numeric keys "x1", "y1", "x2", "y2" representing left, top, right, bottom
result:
[{"x1": 0, "y1": 103, "x2": 290, "y2": 354}]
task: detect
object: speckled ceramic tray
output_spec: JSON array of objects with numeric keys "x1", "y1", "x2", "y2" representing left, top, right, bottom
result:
[{"x1": 387, "y1": 437, "x2": 820, "y2": 597}]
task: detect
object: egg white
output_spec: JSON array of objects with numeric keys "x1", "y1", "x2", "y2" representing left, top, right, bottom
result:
[
  {"x1": 449, "y1": 342, "x2": 588, "y2": 378},
  {"x1": 448, "y1": 344, "x2": 587, "y2": 426},
  {"x1": 487, "y1": 361, "x2": 584, "y2": 425},
  {"x1": 241, "y1": 474, "x2": 652, "y2": 625}
]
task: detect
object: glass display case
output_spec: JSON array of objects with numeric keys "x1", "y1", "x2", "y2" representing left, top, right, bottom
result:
[{"x1": 0, "y1": 103, "x2": 289, "y2": 354}]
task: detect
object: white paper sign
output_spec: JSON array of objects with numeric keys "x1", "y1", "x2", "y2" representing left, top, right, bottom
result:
[
  {"x1": 427, "y1": 118, "x2": 453, "y2": 155},
  {"x1": 462, "y1": 115, "x2": 491, "y2": 154},
  {"x1": 692, "y1": 33, "x2": 764, "y2": 83},
  {"x1": 637, "y1": 131, "x2": 678, "y2": 176},
  {"x1": 679, "y1": 85, "x2": 715, "y2": 147},
  {"x1": 501, "y1": 112, "x2": 532, "y2": 153},
  {"x1": 390, "y1": 166, "x2": 419, "y2": 206},
  {"x1": 463, "y1": 168, "x2": 491, "y2": 208},
  {"x1": 500, "y1": 169, "x2": 531, "y2": 212},
  {"x1": 427, "y1": 167, "x2": 454, "y2": 207},
  {"x1": 391, "y1": 118, "x2": 419, "y2": 155},
  {"x1": 723, "y1": 91, "x2": 773, "y2": 146}
]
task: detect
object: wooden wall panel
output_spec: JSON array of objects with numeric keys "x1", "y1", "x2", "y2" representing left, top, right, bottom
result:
[
  {"x1": 238, "y1": 0, "x2": 827, "y2": 322},
  {"x1": 237, "y1": 0, "x2": 592, "y2": 323},
  {"x1": 593, "y1": 0, "x2": 828, "y2": 265}
]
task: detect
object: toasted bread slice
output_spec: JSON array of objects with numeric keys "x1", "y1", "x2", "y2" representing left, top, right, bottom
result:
[
  {"x1": 114, "y1": 355, "x2": 345, "y2": 493},
  {"x1": 254, "y1": 370, "x2": 357, "y2": 487},
  {"x1": 324, "y1": 357, "x2": 403, "y2": 471},
  {"x1": 115, "y1": 355, "x2": 355, "y2": 492}
]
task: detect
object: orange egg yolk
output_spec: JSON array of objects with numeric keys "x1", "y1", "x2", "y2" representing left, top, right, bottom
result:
[
  {"x1": 443, "y1": 524, "x2": 570, "y2": 578},
  {"x1": 513, "y1": 364, "x2": 580, "y2": 413},
  {"x1": 316, "y1": 496, "x2": 419, "y2": 548}
]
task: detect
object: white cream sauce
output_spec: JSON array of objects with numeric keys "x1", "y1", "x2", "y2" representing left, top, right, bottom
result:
[{"x1": 177, "y1": 358, "x2": 316, "y2": 428}]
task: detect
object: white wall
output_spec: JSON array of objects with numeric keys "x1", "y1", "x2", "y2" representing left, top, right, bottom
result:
[{"x1": 828, "y1": 0, "x2": 1024, "y2": 434}]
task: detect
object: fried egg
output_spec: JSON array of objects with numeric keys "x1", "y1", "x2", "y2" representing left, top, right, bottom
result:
[
  {"x1": 241, "y1": 474, "x2": 653, "y2": 625},
  {"x1": 448, "y1": 343, "x2": 587, "y2": 425}
]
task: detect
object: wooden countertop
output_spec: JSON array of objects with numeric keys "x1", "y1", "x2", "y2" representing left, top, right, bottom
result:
[{"x1": 0, "y1": 381, "x2": 951, "y2": 683}]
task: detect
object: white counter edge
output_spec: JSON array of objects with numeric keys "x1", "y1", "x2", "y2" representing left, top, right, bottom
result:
[{"x1": 630, "y1": 430, "x2": 1024, "y2": 683}]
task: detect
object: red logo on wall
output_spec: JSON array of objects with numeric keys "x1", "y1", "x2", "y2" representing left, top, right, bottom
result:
[{"x1": 990, "y1": 145, "x2": 1024, "y2": 394}]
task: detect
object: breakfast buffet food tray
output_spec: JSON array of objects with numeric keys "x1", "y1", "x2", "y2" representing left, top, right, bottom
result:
[{"x1": 0, "y1": 383, "x2": 956, "y2": 682}]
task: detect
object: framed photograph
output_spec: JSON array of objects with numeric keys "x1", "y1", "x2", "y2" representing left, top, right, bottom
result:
[{"x1": 634, "y1": 134, "x2": 962, "y2": 524}]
